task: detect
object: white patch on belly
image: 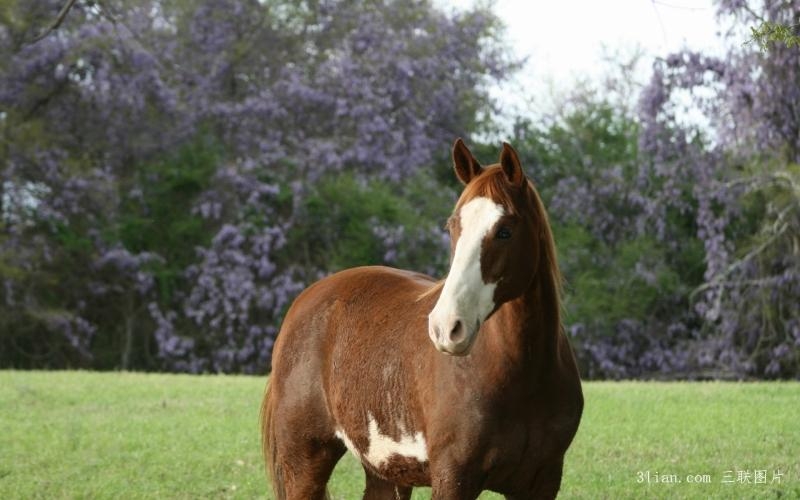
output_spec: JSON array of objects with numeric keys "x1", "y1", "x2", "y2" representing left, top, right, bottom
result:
[
  {"x1": 334, "y1": 413, "x2": 428, "y2": 468},
  {"x1": 365, "y1": 413, "x2": 428, "y2": 466}
]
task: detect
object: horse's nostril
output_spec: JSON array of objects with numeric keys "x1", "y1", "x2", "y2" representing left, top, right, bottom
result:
[{"x1": 449, "y1": 319, "x2": 465, "y2": 343}]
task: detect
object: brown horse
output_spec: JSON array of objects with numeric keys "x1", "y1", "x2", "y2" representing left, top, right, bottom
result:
[{"x1": 261, "y1": 140, "x2": 583, "y2": 499}]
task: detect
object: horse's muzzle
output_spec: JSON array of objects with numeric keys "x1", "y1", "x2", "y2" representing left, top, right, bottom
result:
[{"x1": 428, "y1": 314, "x2": 478, "y2": 356}]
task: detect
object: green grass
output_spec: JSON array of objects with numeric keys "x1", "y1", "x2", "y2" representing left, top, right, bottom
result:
[{"x1": 1, "y1": 372, "x2": 798, "y2": 499}]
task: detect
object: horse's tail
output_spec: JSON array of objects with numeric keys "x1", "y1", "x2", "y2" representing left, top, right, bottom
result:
[{"x1": 260, "y1": 379, "x2": 285, "y2": 499}]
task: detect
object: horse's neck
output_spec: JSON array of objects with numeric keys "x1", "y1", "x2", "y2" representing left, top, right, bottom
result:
[{"x1": 486, "y1": 273, "x2": 562, "y2": 376}]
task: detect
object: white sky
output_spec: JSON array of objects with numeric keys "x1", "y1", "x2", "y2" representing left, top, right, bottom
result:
[{"x1": 439, "y1": 0, "x2": 730, "y2": 121}]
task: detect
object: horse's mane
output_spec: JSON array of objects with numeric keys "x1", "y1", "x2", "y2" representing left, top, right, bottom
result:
[
  {"x1": 418, "y1": 166, "x2": 563, "y2": 332},
  {"x1": 417, "y1": 279, "x2": 444, "y2": 301}
]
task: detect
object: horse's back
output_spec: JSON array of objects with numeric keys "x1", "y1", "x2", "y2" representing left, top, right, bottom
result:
[
  {"x1": 274, "y1": 265, "x2": 435, "y2": 351},
  {"x1": 270, "y1": 265, "x2": 436, "y2": 398}
]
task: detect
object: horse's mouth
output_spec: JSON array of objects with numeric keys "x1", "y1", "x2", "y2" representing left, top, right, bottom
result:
[{"x1": 433, "y1": 333, "x2": 477, "y2": 357}]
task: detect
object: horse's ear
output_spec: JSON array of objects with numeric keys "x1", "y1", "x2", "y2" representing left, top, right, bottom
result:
[
  {"x1": 452, "y1": 138, "x2": 483, "y2": 185},
  {"x1": 499, "y1": 142, "x2": 525, "y2": 187}
]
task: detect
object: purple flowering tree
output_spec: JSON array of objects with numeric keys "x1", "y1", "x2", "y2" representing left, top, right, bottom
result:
[
  {"x1": 634, "y1": 0, "x2": 800, "y2": 378},
  {"x1": 509, "y1": 1, "x2": 800, "y2": 379},
  {"x1": 0, "y1": 0, "x2": 184, "y2": 368},
  {"x1": 0, "y1": 0, "x2": 513, "y2": 372}
]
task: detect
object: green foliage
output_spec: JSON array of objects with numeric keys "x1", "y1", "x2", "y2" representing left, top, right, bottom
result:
[
  {"x1": 511, "y1": 96, "x2": 640, "y2": 195},
  {"x1": 747, "y1": 21, "x2": 800, "y2": 51},
  {"x1": 53, "y1": 221, "x2": 93, "y2": 255},
  {"x1": 2, "y1": 371, "x2": 799, "y2": 499},
  {"x1": 114, "y1": 137, "x2": 221, "y2": 301},
  {"x1": 296, "y1": 175, "x2": 399, "y2": 270},
  {"x1": 556, "y1": 224, "x2": 684, "y2": 334},
  {"x1": 286, "y1": 169, "x2": 455, "y2": 278}
]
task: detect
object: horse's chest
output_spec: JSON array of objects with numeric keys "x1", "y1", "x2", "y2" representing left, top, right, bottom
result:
[
  {"x1": 478, "y1": 407, "x2": 582, "y2": 490},
  {"x1": 335, "y1": 413, "x2": 430, "y2": 485}
]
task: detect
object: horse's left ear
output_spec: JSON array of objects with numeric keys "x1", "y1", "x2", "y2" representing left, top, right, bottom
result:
[{"x1": 500, "y1": 142, "x2": 525, "y2": 187}]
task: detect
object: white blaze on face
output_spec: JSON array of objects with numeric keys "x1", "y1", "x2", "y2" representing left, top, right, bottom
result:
[
  {"x1": 334, "y1": 413, "x2": 428, "y2": 468},
  {"x1": 428, "y1": 196, "x2": 504, "y2": 353}
]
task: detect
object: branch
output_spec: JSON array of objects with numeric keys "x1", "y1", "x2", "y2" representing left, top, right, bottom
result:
[
  {"x1": 720, "y1": 170, "x2": 799, "y2": 195},
  {"x1": 690, "y1": 205, "x2": 794, "y2": 300},
  {"x1": 740, "y1": 2, "x2": 766, "y2": 24},
  {"x1": 30, "y1": 0, "x2": 80, "y2": 44},
  {"x1": 96, "y1": 0, "x2": 119, "y2": 25}
]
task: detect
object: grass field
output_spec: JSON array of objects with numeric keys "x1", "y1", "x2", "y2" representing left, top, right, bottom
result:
[{"x1": 1, "y1": 371, "x2": 798, "y2": 499}]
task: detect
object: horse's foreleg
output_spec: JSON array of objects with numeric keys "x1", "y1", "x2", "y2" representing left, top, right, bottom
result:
[
  {"x1": 502, "y1": 459, "x2": 564, "y2": 500},
  {"x1": 277, "y1": 437, "x2": 344, "y2": 500},
  {"x1": 429, "y1": 463, "x2": 483, "y2": 500},
  {"x1": 525, "y1": 459, "x2": 564, "y2": 500},
  {"x1": 362, "y1": 466, "x2": 412, "y2": 500}
]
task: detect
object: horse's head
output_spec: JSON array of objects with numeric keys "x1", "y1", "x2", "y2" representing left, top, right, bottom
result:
[{"x1": 428, "y1": 139, "x2": 543, "y2": 355}]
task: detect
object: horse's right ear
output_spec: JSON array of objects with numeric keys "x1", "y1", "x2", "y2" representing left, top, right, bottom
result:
[{"x1": 452, "y1": 138, "x2": 483, "y2": 185}]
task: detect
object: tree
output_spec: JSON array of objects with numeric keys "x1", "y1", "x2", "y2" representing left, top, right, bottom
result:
[
  {"x1": 638, "y1": 0, "x2": 800, "y2": 378},
  {"x1": 0, "y1": 0, "x2": 514, "y2": 372}
]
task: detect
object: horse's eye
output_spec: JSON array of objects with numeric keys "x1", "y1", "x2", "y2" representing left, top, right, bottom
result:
[{"x1": 495, "y1": 226, "x2": 512, "y2": 240}]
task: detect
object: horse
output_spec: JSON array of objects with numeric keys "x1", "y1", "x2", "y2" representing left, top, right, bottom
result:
[{"x1": 260, "y1": 139, "x2": 583, "y2": 499}]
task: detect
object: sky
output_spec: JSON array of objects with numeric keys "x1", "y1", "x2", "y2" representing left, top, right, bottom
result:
[{"x1": 439, "y1": 0, "x2": 731, "y2": 120}]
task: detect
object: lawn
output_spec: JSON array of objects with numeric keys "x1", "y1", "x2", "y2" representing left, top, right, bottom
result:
[{"x1": 1, "y1": 371, "x2": 798, "y2": 499}]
